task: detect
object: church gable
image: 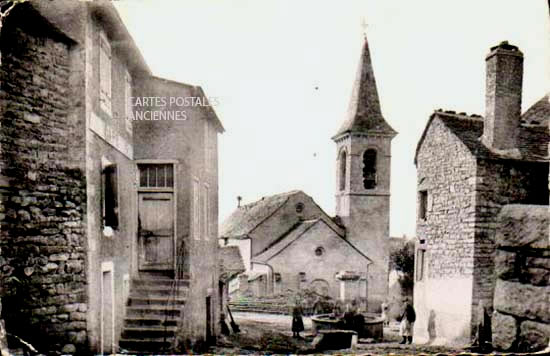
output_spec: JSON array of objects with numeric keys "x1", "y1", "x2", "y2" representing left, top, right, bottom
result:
[{"x1": 255, "y1": 218, "x2": 369, "y2": 264}]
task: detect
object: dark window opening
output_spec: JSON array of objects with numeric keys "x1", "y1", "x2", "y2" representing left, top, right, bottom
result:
[
  {"x1": 299, "y1": 272, "x2": 306, "y2": 282},
  {"x1": 138, "y1": 164, "x2": 174, "y2": 188},
  {"x1": 295, "y1": 202, "x2": 304, "y2": 213},
  {"x1": 103, "y1": 164, "x2": 118, "y2": 230},
  {"x1": 363, "y1": 149, "x2": 377, "y2": 189},
  {"x1": 419, "y1": 190, "x2": 428, "y2": 220},
  {"x1": 274, "y1": 273, "x2": 282, "y2": 282},
  {"x1": 315, "y1": 246, "x2": 325, "y2": 256},
  {"x1": 339, "y1": 150, "x2": 347, "y2": 191},
  {"x1": 416, "y1": 249, "x2": 425, "y2": 281}
]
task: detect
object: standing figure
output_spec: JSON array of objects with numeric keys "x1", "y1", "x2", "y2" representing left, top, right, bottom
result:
[
  {"x1": 381, "y1": 300, "x2": 389, "y2": 327},
  {"x1": 399, "y1": 298, "x2": 416, "y2": 344},
  {"x1": 292, "y1": 300, "x2": 305, "y2": 338}
]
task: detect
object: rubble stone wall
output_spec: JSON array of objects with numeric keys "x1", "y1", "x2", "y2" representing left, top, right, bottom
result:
[
  {"x1": 413, "y1": 117, "x2": 478, "y2": 345},
  {"x1": 0, "y1": 15, "x2": 87, "y2": 354},
  {"x1": 492, "y1": 205, "x2": 549, "y2": 352}
]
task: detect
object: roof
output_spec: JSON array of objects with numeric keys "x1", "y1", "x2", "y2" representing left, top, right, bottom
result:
[
  {"x1": 219, "y1": 246, "x2": 245, "y2": 282},
  {"x1": 253, "y1": 218, "x2": 372, "y2": 264},
  {"x1": 415, "y1": 109, "x2": 549, "y2": 164},
  {"x1": 149, "y1": 76, "x2": 225, "y2": 133},
  {"x1": 219, "y1": 190, "x2": 302, "y2": 239},
  {"x1": 333, "y1": 37, "x2": 397, "y2": 139},
  {"x1": 521, "y1": 94, "x2": 550, "y2": 126}
]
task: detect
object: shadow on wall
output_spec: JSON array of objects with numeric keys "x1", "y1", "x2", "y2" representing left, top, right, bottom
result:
[{"x1": 428, "y1": 310, "x2": 436, "y2": 343}]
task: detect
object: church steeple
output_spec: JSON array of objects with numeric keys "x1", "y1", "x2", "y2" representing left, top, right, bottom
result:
[
  {"x1": 331, "y1": 34, "x2": 396, "y2": 311},
  {"x1": 333, "y1": 37, "x2": 396, "y2": 139}
]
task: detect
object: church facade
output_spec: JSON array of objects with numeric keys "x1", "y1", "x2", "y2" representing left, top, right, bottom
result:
[{"x1": 220, "y1": 36, "x2": 397, "y2": 311}]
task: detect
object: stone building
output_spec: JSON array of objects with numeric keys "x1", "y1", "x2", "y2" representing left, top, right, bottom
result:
[
  {"x1": 0, "y1": 0, "x2": 223, "y2": 354},
  {"x1": 220, "y1": 35, "x2": 396, "y2": 311},
  {"x1": 413, "y1": 42, "x2": 549, "y2": 346}
]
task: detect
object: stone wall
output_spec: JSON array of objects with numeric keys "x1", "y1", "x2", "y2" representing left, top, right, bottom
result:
[
  {"x1": 492, "y1": 205, "x2": 549, "y2": 352},
  {"x1": 0, "y1": 13, "x2": 88, "y2": 354},
  {"x1": 472, "y1": 159, "x2": 548, "y2": 330},
  {"x1": 414, "y1": 116, "x2": 478, "y2": 345}
]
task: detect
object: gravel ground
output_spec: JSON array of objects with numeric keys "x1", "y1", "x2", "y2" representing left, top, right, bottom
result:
[{"x1": 210, "y1": 312, "x2": 466, "y2": 355}]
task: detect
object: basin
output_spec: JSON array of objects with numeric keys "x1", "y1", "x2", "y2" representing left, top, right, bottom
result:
[{"x1": 311, "y1": 313, "x2": 384, "y2": 340}]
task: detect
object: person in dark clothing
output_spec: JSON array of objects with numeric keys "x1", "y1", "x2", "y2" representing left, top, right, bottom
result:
[
  {"x1": 399, "y1": 299, "x2": 416, "y2": 344},
  {"x1": 292, "y1": 302, "x2": 305, "y2": 338}
]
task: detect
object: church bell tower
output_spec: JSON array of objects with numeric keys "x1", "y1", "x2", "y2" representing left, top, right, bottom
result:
[{"x1": 332, "y1": 35, "x2": 397, "y2": 310}]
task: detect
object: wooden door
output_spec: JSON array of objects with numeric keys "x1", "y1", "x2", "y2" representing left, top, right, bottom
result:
[{"x1": 138, "y1": 192, "x2": 174, "y2": 270}]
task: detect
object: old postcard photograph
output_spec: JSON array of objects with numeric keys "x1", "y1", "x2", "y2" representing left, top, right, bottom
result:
[{"x1": 0, "y1": 0, "x2": 548, "y2": 354}]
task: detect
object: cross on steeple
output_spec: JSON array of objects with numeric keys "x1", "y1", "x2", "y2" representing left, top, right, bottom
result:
[{"x1": 360, "y1": 17, "x2": 368, "y2": 39}]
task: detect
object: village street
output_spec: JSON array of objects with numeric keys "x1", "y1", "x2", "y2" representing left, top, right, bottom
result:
[{"x1": 210, "y1": 312, "x2": 465, "y2": 355}]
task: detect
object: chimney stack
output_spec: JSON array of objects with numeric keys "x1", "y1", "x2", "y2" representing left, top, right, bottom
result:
[{"x1": 483, "y1": 41, "x2": 523, "y2": 151}]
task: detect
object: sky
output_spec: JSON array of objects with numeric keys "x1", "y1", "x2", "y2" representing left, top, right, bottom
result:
[{"x1": 114, "y1": 0, "x2": 549, "y2": 238}]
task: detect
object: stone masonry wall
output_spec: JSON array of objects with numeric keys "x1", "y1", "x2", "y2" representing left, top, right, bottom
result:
[
  {"x1": 0, "y1": 15, "x2": 87, "y2": 354},
  {"x1": 414, "y1": 116, "x2": 478, "y2": 344},
  {"x1": 472, "y1": 159, "x2": 548, "y2": 335},
  {"x1": 492, "y1": 205, "x2": 549, "y2": 352}
]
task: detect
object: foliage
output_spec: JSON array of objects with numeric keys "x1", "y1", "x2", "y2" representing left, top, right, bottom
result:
[{"x1": 390, "y1": 239, "x2": 415, "y2": 296}]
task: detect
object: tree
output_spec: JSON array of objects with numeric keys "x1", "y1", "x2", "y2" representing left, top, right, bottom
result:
[
  {"x1": 0, "y1": 0, "x2": 28, "y2": 65},
  {"x1": 389, "y1": 239, "x2": 415, "y2": 297}
]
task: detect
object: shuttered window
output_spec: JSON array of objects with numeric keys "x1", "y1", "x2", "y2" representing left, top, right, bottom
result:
[
  {"x1": 99, "y1": 31, "x2": 112, "y2": 116},
  {"x1": 103, "y1": 164, "x2": 118, "y2": 229}
]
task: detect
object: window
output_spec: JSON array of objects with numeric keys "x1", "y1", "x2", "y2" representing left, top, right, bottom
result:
[
  {"x1": 299, "y1": 272, "x2": 306, "y2": 282},
  {"x1": 102, "y1": 164, "x2": 118, "y2": 230},
  {"x1": 138, "y1": 164, "x2": 174, "y2": 188},
  {"x1": 339, "y1": 150, "x2": 347, "y2": 191},
  {"x1": 124, "y1": 70, "x2": 132, "y2": 134},
  {"x1": 193, "y1": 178, "x2": 200, "y2": 240},
  {"x1": 295, "y1": 202, "x2": 304, "y2": 213},
  {"x1": 202, "y1": 184, "x2": 210, "y2": 240},
  {"x1": 362, "y1": 149, "x2": 377, "y2": 189},
  {"x1": 204, "y1": 120, "x2": 210, "y2": 169},
  {"x1": 315, "y1": 246, "x2": 325, "y2": 256},
  {"x1": 99, "y1": 30, "x2": 112, "y2": 116},
  {"x1": 419, "y1": 190, "x2": 428, "y2": 220},
  {"x1": 416, "y1": 249, "x2": 426, "y2": 281}
]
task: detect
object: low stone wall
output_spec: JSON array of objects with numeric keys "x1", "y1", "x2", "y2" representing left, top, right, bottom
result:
[{"x1": 492, "y1": 205, "x2": 549, "y2": 352}]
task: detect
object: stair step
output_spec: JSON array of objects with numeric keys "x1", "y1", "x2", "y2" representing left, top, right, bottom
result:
[
  {"x1": 124, "y1": 317, "x2": 178, "y2": 327},
  {"x1": 126, "y1": 306, "x2": 181, "y2": 319},
  {"x1": 131, "y1": 287, "x2": 188, "y2": 298},
  {"x1": 122, "y1": 326, "x2": 177, "y2": 339},
  {"x1": 132, "y1": 278, "x2": 190, "y2": 288},
  {"x1": 119, "y1": 337, "x2": 172, "y2": 352},
  {"x1": 128, "y1": 296, "x2": 185, "y2": 306}
]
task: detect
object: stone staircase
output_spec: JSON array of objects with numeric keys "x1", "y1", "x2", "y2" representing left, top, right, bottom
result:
[{"x1": 119, "y1": 273, "x2": 189, "y2": 354}]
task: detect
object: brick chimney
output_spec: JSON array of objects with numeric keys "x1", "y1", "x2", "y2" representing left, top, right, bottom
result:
[{"x1": 483, "y1": 41, "x2": 523, "y2": 150}]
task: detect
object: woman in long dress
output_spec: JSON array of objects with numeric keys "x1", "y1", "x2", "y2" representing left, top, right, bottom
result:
[{"x1": 291, "y1": 301, "x2": 305, "y2": 338}]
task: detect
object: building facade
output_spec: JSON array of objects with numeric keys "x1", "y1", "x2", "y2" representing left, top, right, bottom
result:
[
  {"x1": 0, "y1": 0, "x2": 223, "y2": 354},
  {"x1": 413, "y1": 42, "x2": 549, "y2": 346}
]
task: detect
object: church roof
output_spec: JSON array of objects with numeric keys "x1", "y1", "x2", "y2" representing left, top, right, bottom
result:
[
  {"x1": 219, "y1": 190, "x2": 303, "y2": 239},
  {"x1": 414, "y1": 106, "x2": 549, "y2": 164},
  {"x1": 219, "y1": 246, "x2": 245, "y2": 282},
  {"x1": 253, "y1": 218, "x2": 371, "y2": 263},
  {"x1": 333, "y1": 37, "x2": 397, "y2": 139}
]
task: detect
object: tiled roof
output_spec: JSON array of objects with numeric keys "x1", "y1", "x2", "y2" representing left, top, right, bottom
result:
[
  {"x1": 415, "y1": 107, "x2": 549, "y2": 164},
  {"x1": 219, "y1": 246, "x2": 245, "y2": 281},
  {"x1": 521, "y1": 94, "x2": 550, "y2": 126},
  {"x1": 333, "y1": 38, "x2": 397, "y2": 139},
  {"x1": 219, "y1": 190, "x2": 302, "y2": 239}
]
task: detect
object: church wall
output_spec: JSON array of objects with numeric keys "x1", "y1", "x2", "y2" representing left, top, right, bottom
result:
[
  {"x1": 250, "y1": 192, "x2": 328, "y2": 256},
  {"x1": 267, "y1": 222, "x2": 369, "y2": 300},
  {"x1": 414, "y1": 117, "x2": 478, "y2": 346}
]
